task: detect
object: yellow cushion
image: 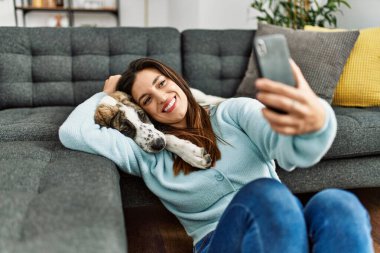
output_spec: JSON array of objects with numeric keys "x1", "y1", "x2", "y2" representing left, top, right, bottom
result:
[{"x1": 304, "y1": 25, "x2": 380, "y2": 107}]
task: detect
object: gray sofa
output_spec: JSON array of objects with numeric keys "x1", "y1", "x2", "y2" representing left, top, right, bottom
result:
[{"x1": 0, "y1": 27, "x2": 379, "y2": 252}]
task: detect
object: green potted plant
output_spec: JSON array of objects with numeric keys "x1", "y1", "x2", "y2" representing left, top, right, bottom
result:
[{"x1": 251, "y1": 0, "x2": 351, "y2": 29}]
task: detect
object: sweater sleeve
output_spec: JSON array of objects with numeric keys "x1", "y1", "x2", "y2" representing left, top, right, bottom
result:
[
  {"x1": 221, "y1": 97, "x2": 337, "y2": 171},
  {"x1": 58, "y1": 92, "x2": 149, "y2": 176}
]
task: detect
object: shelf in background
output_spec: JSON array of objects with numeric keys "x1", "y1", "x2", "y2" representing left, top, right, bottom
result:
[
  {"x1": 13, "y1": 0, "x2": 119, "y2": 27},
  {"x1": 15, "y1": 6, "x2": 117, "y2": 13}
]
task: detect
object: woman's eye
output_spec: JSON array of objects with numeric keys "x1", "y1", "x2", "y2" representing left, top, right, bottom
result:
[
  {"x1": 159, "y1": 80, "x2": 166, "y2": 87},
  {"x1": 143, "y1": 96, "x2": 151, "y2": 105}
]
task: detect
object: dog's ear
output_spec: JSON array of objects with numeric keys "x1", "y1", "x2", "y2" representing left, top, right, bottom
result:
[
  {"x1": 119, "y1": 94, "x2": 135, "y2": 107},
  {"x1": 109, "y1": 91, "x2": 135, "y2": 106},
  {"x1": 110, "y1": 91, "x2": 128, "y2": 101},
  {"x1": 126, "y1": 94, "x2": 133, "y2": 101},
  {"x1": 94, "y1": 104, "x2": 118, "y2": 127}
]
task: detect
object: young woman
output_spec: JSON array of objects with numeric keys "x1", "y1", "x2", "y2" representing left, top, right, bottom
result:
[{"x1": 59, "y1": 58, "x2": 373, "y2": 253}]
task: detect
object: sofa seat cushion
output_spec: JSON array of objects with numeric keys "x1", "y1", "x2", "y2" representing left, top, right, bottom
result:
[
  {"x1": 278, "y1": 156, "x2": 380, "y2": 193},
  {"x1": 0, "y1": 141, "x2": 126, "y2": 253},
  {"x1": 324, "y1": 106, "x2": 380, "y2": 159},
  {"x1": 0, "y1": 106, "x2": 73, "y2": 141}
]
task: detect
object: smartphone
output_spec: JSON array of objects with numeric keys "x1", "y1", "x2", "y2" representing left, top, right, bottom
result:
[{"x1": 252, "y1": 34, "x2": 296, "y2": 113}]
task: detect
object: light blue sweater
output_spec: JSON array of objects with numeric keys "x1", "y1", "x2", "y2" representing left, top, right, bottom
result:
[{"x1": 59, "y1": 92, "x2": 337, "y2": 245}]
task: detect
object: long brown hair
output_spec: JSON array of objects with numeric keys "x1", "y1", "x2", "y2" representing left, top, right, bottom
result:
[{"x1": 117, "y1": 58, "x2": 221, "y2": 175}]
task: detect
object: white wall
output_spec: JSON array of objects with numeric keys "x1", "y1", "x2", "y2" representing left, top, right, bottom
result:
[
  {"x1": 122, "y1": 0, "x2": 144, "y2": 27},
  {"x1": 0, "y1": 0, "x2": 15, "y2": 26},
  {"x1": 123, "y1": 0, "x2": 169, "y2": 27},
  {"x1": 166, "y1": 0, "x2": 257, "y2": 31},
  {"x1": 148, "y1": 0, "x2": 169, "y2": 27},
  {"x1": 0, "y1": 0, "x2": 379, "y2": 30},
  {"x1": 336, "y1": 0, "x2": 380, "y2": 29},
  {"x1": 198, "y1": 0, "x2": 257, "y2": 29},
  {"x1": 168, "y1": 0, "x2": 200, "y2": 31}
]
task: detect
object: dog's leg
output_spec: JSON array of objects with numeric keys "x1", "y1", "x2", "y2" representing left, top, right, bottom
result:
[{"x1": 165, "y1": 134, "x2": 212, "y2": 169}]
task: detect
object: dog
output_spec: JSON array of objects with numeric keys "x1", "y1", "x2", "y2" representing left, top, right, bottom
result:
[{"x1": 94, "y1": 90, "x2": 225, "y2": 169}]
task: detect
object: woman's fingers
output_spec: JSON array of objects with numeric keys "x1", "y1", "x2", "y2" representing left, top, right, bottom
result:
[
  {"x1": 256, "y1": 78, "x2": 307, "y2": 104},
  {"x1": 256, "y1": 91, "x2": 308, "y2": 116},
  {"x1": 262, "y1": 108, "x2": 312, "y2": 136},
  {"x1": 255, "y1": 59, "x2": 327, "y2": 135},
  {"x1": 289, "y1": 59, "x2": 311, "y2": 91},
  {"x1": 262, "y1": 107, "x2": 308, "y2": 136},
  {"x1": 289, "y1": 58, "x2": 303, "y2": 84},
  {"x1": 261, "y1": 100, "x2": 325, "y2": 135},
  {"x1": 103, "y1": 74, "x2": 121, "y2": 94},
  {"x1": 262, "y1": 107, "x2": 303, "y2": 126},
  {"x1": 267, "y1": 123, "x2": 300, "y2": 136}
]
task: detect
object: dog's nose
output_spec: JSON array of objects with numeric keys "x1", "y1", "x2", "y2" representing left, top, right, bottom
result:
[{"x1": 151, "y1": 137, "x2": 166, "y2": 152}]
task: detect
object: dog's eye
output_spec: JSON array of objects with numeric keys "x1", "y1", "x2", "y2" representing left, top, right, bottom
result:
[
  {"x1": 120, "y1": 119, "x2": 136, "y2": 138},
  {"x1": 121, "y1": 128, "x2": 135, "y2": 138}
]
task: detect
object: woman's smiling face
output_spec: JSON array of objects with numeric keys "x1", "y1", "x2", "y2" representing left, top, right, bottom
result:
[{"x1": 131, "y1": 68, "x2": 188, "y2": 128}]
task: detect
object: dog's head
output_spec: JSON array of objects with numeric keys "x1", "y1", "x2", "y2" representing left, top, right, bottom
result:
[{"x1": 94, "y1": 91, "x2": 166, "y2": 153}]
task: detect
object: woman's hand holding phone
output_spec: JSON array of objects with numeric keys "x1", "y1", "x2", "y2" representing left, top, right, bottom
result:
[{"x1": 255, "y1": 59, "x2": 326, "y2": 136}]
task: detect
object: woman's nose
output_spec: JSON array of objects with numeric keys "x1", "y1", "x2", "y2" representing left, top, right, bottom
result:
[{"x1": 155, "y1": 91, "x2": 167, "y2": 103}]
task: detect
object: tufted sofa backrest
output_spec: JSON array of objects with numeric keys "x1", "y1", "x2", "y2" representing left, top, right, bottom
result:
[
  {"x1": 182, "y1": 29, "x2": 255, "y2": 98},
  {"x1": 0, "y1": 27, "x2": 255, "y2": 109},
  {"x1": 0, "y1": 27, "x2": 181, "y2": 109}
]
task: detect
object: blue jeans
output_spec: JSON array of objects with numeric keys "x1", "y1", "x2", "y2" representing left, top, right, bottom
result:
[{"x1": 194, "y1": 178, "x2": 373, "y2": 253}]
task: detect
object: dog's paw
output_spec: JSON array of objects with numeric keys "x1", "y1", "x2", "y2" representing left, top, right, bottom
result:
[
  {"x1": 181, "y1": 143, "x2": 211, "y2": 168},
  {"x1": 202, "y1": 154, "x2": 212, "y2": 168},
  {"x1": 165, "y1": 134, "x2": 212, "y2": 169},
  {"x1": 188, "y1": 143, "x2": 208, "y2": 157},
  {"x1": 182, "y1": 146, "x2": 212, "y2": 169},
  {"x1": 181, "y1": 152, "x2": 212, "y2": 169}
]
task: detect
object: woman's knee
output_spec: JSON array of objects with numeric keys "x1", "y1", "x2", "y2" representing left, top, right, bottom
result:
[
  {"x1": 304, "y1": 189, "x2": 373, "y2": 252},
  {"x1": 305, "y1": 189, "x2": 370, "y2": 228},
  {"x1": 236, "y1": 178, "x2": 288, "y2": 202},
  {"x1": 215, "y1": 178, "x2": 308, "y2": 252},
  {"x1": 233, "y1": 178, "x2": 301, "y2": 215}
]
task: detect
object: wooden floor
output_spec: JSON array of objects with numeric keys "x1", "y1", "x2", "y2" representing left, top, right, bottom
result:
[{"x1": 125, "y1": 187, "x2": 380, "y2": 253}]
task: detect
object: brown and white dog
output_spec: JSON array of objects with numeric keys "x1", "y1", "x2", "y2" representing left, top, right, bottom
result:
[{"x1": 94, "y1": 90, "x2": 225, "y2": 169}]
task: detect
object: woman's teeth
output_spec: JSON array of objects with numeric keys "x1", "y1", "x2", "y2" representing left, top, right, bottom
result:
[{"x1": 163, "y1": 98, "x2": 176, "y2": 112}]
